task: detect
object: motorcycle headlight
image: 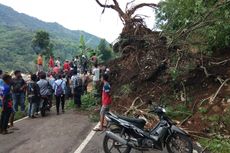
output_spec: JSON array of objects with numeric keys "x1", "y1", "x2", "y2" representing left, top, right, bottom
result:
[{"x1": 162, "y1": 108, "x2": 166, "y2": 113}]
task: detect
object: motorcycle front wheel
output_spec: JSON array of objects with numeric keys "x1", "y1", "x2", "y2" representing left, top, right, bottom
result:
[
  {"x1": 103, "y1": 128, "x2": 132, "y2": 153},
  {"x1": 166, "y1": 133, "x2": 193, "y2": 153}
]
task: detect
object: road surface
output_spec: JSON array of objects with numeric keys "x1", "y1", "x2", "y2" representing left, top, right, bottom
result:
[{"x1": 0, "y1": 109, "x2": 201, "y2": 153}]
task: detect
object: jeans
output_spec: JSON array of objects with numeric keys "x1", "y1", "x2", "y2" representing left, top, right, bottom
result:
[
  {"x1": 12, "y1": 93, "x2": 25, "y2": 112},
  {"x1": 74, "y1": 94, "x2": 81, "y2": 108},
  {"x1": 27, "y1": 97, "x2": 36, "y2": 117},
  {"x1": 55, "y1": 95, "x2": 65, "y2": 114},
  {"x1": 0, "y1": 108, "x2": 12, "y2": 130}
]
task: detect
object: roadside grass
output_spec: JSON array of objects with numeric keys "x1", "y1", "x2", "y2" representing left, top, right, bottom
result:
[
  {"x1": 66, "y1": 92, "x2": 100, "y2": 122},
  {"x1": 198, "y1": 137, "x2": 230, "y2": 153},
  {"x1": 166, "y1": 104, "x2": 192, "y2": 120}
]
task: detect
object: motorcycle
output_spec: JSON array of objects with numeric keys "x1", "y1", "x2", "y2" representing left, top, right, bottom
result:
[
  {"x1": 103, "y1": 106, "x2": 193, "y2": 153},
  {"x1": 40, "y1": 96, "x2": 50, "y2": 117}
]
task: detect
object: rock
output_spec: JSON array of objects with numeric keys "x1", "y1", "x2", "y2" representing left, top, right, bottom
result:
[
  {"x1": 187, "y1": 121, "x2": 192, "y2": 124},
  {"x1": 227, "y1": 99, "x2": 230, "y2": 103},
  {"x1": 193, "y1": 150, "x2": 198, "y2": 153},
  {"x1": 212, "y1": 105, "x2": 221, "y2": 112}
]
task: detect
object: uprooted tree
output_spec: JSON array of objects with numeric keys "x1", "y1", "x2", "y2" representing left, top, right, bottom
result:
[
  {"x1": 95, "y1": 1, "x2": 230, "y2": 146},
  {"x1": 95, "y1": 0, "x2": 157, "y2": 32},
  {"x1": 95, "y1": 0, "x2": 159, "y2": 53}
]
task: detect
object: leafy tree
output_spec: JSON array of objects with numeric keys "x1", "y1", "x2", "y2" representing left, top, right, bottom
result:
[
  {"x1": 79, "y1": 35, "x2": 86, "y2": 55},
  {"x1": 32, "y1": 30, "x2": 53, "y2": 58},
  {"x1": 156, "y1": 0, "x2": 230, "y2": 54},
  {"x1": 97, "y1": 39, "x2": 112, "y2": 62}
]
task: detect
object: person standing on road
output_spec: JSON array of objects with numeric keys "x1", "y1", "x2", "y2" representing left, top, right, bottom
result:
[
  {"x1": 53, "y1": 74, "x2": 66, "y2": 115},
  {"x1": 0, "y1": 74, "x2": 13, "y2": 135},
  {"x1": 48, "y1": 56, "x2": 55, "y2": 72},
  {"x1": 53, "y1": 64, "x2": 60, "y2": 75},
  {"x1": 0, "y1": 70, "x2": 4, "y2": 130},
  {"x1": 94, "y1": 74, "x2": 111, "y2": 131},
  {"x1": 27, "y1": 74, "x2": 40, "y2": 118},
  {"x1": 92, "y1": 64, "x2": 100, "y2": 96},
  {"x1": 91, "y1": 53, "x2": 98, "y2": 66},
  {"x1": 0, "y1": 70, "x2": 4, "y2": 108},
  {"x1": 63, "y1": 60, "x2": 70, "y2": 73},
  {"x1": 12, "y1": 70, "x2": 27, "y2": 114},
  {"x1": 37, "y1": 72, "x2": 51, "y2": 113},
  {"x1": 37, "y1": 54, "x2": 43, "y2": 72},
  {"x1": 71, "y1": 71, "x2": 83, "y2": 108},
  {"x1": 81, "y1": 55, "x2": 88, "y2": 73},
  {"x1": 82, "y1": 71, "x2": 89, "y2": 94},
  {"x1": 55, "y1": 57, "x2": 61, "y2": 68}
]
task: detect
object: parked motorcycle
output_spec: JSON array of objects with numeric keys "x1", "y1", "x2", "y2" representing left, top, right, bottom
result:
[{"x1": 103, "y1": 106, "x2": 193, "y2": 153}]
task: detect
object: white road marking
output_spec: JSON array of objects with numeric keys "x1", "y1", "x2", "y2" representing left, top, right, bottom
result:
[
  {"x1": 74, "y1": 122, "x2": 100, "y2": 153},
  {"x1": 13, "y1": 106, "x2": 55, "y2": 123},
  {"x1": 14, "y1": 116, "x2": 28, "y2": 123}
]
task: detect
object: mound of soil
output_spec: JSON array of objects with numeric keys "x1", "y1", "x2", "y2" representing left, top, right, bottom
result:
[{"x1": 108, "y1": 29, "x2": 230, "y2": 135}]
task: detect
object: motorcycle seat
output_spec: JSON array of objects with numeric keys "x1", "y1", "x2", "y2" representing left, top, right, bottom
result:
[{"x1": 118, "y1": 115, "x2": 146, "y2": 129}]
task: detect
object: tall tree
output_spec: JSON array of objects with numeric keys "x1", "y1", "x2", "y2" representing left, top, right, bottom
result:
[
  {"x1": 98, "y1": 39, "x2": 112, "y2": 62},
  {"x1": 79, "y1": 35, "x2": 87, "y2": 55},
  {"x1": 31, "y1": 30, "x2": 53, "y2": 58}
]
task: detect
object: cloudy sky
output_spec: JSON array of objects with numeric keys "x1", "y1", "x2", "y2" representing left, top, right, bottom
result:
[{"x1": 0, "y1": 0, "x2": 160, "y2": 42}]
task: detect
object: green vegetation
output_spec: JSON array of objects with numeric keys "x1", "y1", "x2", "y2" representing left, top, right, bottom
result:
[
  {"x1": 32, "y1": 30, "x2": 53, "y2": 59},
  {"x1": 81, "y1": 93, "x2": 99, "y2": 109},
  {"x1": 199, "y1": 137, "x2": 230, "y2": 153},
  {"x1": 120, "y1": 84, "x2": 132, "y2": 96},
  {"x1": 96, "y1": 39, "x2": 113, "y2": 62},
  {"x1": 156, "y1": 0, "x2": 230, "y2": 54},
  {"x1": 166, "y1": 104, "x2": 192, "y2": 120},
  {"x1": 66, "y1": 93, "x2": 100, "y2": 123},
  {"x1": 198, "y1": 107, "x2": 208, "y2": 114},
  {"x1": 0, "y1": 4, "x2": 107, "y2": 72}
]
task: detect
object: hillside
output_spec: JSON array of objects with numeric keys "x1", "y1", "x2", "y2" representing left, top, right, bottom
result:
[{"x1": 0, "y1": 4, "x2": 103, "y2": 72}]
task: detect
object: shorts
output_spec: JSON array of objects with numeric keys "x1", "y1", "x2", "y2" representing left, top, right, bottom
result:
[{"x1": 100, "y1": 105, "x2": 110, "y2": 116}]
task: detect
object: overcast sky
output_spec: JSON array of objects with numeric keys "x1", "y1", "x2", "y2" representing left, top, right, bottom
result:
[{"x1": 0, "y1": 0, "x2": 160, "y2": 42}]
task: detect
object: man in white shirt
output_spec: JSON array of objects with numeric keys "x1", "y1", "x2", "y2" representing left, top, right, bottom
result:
[
  {"x1": 55, "y1": 57, "x2": 61, "y2": 68},
  {"x1": 92, "y1": 64, "x2": 100, "y2": 85},
  {"x1": 92, "y1": 64, "x2": 100, "y2": 96}
]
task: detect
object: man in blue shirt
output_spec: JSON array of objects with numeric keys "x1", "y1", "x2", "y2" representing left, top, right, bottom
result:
[
  {"x1": 0, "y1": 74, "x2": 13, "y2": 134},
  {"x1": 0, "y1": 70, "x2": 4, "y2": 108}
]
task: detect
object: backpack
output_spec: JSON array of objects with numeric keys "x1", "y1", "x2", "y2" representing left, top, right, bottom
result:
[
  {"x1": 55, "y1": 81, "x2": 63, "y2": 96},
  {"x1": 27, "y1": 83, "x2": 34, "y2": 95},
  {"x1": 75, "y1": 77, "x2": 82, "y2": 87}
]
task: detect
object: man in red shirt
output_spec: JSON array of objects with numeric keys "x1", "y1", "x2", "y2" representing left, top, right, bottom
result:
[
  {"x1": 53, "y1": 65, "x2": 60, "y2": 75},
  {"x1": 63, "y1": 60, "x2": 70, "y2": 73},
  {"x1": 48, "y1": 56, "x2": 54, "y2": 71},
  {"x1": 94, "y1": 74, "x2": 111, "y2": 131}
]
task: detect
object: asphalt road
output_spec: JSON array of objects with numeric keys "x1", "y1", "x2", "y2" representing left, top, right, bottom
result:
[
  {"x1": 0, "y1": 110, "x2": 94, "y2": 153},
  {"x1": 0, "y1": 109, "x2": 202, "y2": 153}
]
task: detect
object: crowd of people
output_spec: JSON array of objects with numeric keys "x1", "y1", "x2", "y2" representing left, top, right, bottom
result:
[{"x1": 0, "y1": 53, "x2": 112, "y2": 135}]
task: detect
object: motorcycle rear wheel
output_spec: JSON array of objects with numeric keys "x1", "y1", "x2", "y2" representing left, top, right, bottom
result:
[
  {"x1": 103, "y1": 128, "x2": 132, "y2": 153},
  {"x1": 40, "y1": 108, "x2": 46, "y2": 117},
  {"x1": 166, "y1": 133, "x2": 193, "y2": 153}
]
